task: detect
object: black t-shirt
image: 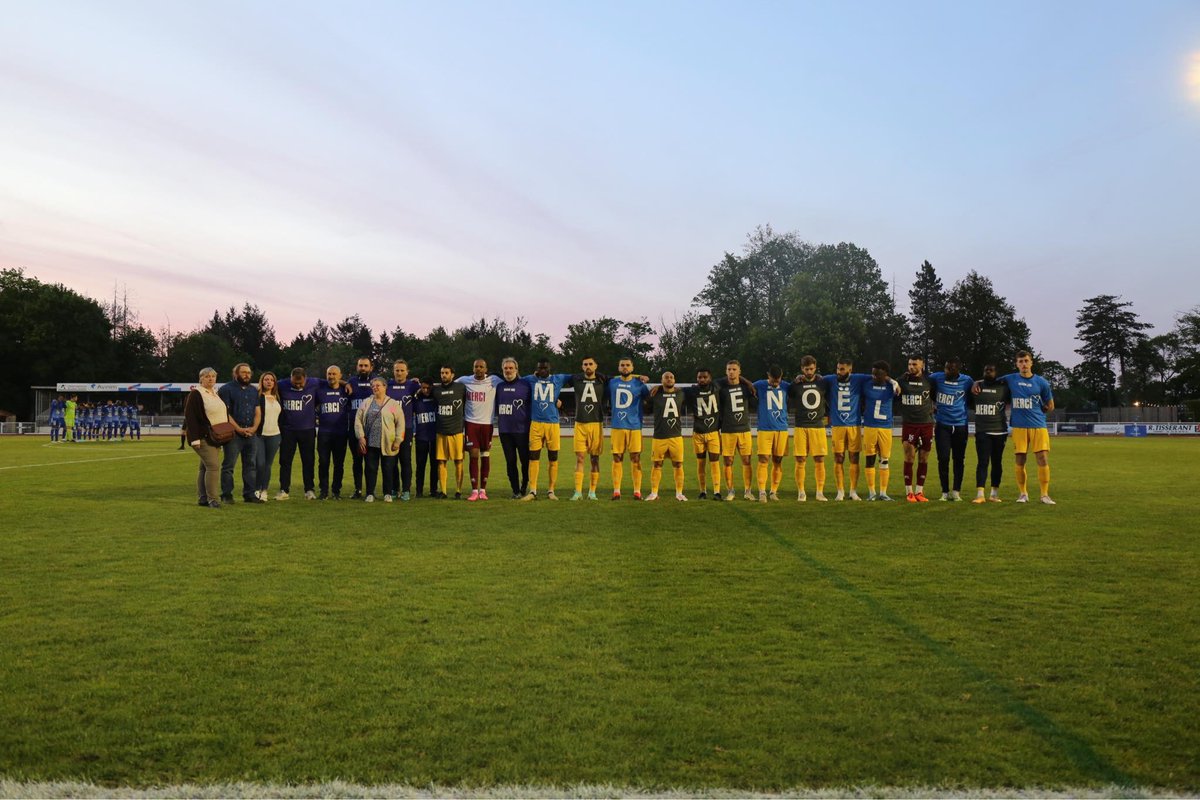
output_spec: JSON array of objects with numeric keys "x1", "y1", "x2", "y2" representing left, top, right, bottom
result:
[
  {"x1": 686, "y1": 384, "x2": 722, "y2": 434},
  {"x1": 790, "y1": 376, "x2": 830, "y2": 428},
  {"x1": 568, "y1": 374, "x2": 607, "y2": 424},
  {"x1": 433, "y1": 382, "x2": 467, "y2": 435},
  {"x1": 652, "y1": 390, "x2": 685, "y2": 439},
  {"x1": 717, "y1": 378, "x2": 752, "y2": 433}
]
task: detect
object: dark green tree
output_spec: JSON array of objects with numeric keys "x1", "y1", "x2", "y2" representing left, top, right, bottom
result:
[
  {"x1": 906, "y1": 260, "x2": 946, "y2": 363},
  {"x1": 202, "y1": 304, "x2": 282, "y2": 369},
  {"x1": 1074, "y1": 294, "x2": 1152, "y2": 405},
  {"x1": 938, "y1": 271, "x2": 1032, "y2": 380}
]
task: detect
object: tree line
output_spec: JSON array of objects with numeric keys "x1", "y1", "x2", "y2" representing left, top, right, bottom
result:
[{"x1": 3, "y1": 225, "x2": 1197, "y2": 418}]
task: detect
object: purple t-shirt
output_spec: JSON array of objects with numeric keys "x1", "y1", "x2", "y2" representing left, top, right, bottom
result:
[
  {"x1": 412, "y1": 395, "x2": 437, "y2": 443},
  {"x1": 278, "y1": 377, "x2": 320, "y2": 431},
  {"x1": 387, "y1": 378, "x2": 421, "y2": 432},
  {"x1": 346, "y1": 375, "x2": 376, "y2": 433},
  {"x1": 495, "y1": 378, "x2": 531, "y2": 434},
  {"x1": 317, "y1": 381, "x2": 349, "y2": 434}
]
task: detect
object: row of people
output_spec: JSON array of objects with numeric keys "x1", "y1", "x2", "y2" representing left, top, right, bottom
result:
[
  {"x1": 181, "y1": 350, "x2": 1055, "y2": 507},
  {"x1": 48, "y1": 397, "x2": 143, "y2": 442}
]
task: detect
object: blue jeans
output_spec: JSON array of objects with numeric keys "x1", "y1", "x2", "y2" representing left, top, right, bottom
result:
[
  {"x1": 256, "y1": 434, "x2": 282, "y2": 493},
  {"x1": 222, "y1": 434, "x2": 258, "y2": 500}
]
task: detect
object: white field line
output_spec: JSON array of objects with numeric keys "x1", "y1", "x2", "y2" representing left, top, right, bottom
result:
[
  {"x1": 0, "y1": 451, "x2": 187, "y2": 471},
  {"x1": 0, "y1": 782, "x2": 1182, "y2": 799}
]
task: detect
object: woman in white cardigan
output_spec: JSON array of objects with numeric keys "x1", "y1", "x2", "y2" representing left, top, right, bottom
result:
[{"x1": 355, "y1": 377, "x2": 406, "y2": 502}]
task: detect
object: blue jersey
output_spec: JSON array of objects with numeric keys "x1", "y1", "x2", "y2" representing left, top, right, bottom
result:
[
  {"x1": 607, "y1": 377, "x2": 650, "y2": 430},
  {"x1": 522, "y1": 374, "x2": 570, "y2": 424},
  {"x1": 386, "y1": 378, "x2": 421, "y2": 431},
  {"x1": 49, "y1": 400, "x2": 63, "y2": 419},
  {"x1": 346, "y1": 376, "x2": 377, "y2": 432},
  {"x1": 752, "y1": 380, "x2": 791, "y2": 432},
  {"x1": 495, "y1": 379, "x2": 531, "y2": 435},
  {"x1": 412, "y1": 395, "x2": 437, "y2": 442},
  {"x1": 825, "y1": 374, "x2": 872, "y2": 427},
  {"x1": 861, "y1": 381, "x2": 897, "y2": 429},
  {"x1": 317, "y1": 381, "x2": 350, "y2": 433},
  {"x1": 278, "y1": 377, "x2": 320, "y2": 431},
  {"x1": 999, "y1": 373, "x2": 1053, "y2": 429},
  {"x1": 929, "y1": 371, "x2": 974, "y2": 427}
]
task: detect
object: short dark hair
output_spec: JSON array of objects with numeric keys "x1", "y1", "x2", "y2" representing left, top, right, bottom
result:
[
  {"x1": 440, "y1": 364, "x2": 454, "y2": 372},
  {"x1": 696, "y1": 367, "x2": 711, "y2": 376},
  {"x1": 946, "y1": 356, "x2": 962, "y2": 366},
  {"x1": 837, "y1": 358, "x2": 853, "y2": 366},
  {"x1": 726, "y1": 359, "x2": 741, "y2": 367},
  {"x1": 1016, "y1": 350, "x2": 1033, "y2": 360},
  {"x1": 291, "y1": 367, "x2": 306, "y2": 378},
  {"x1": 420, "y1": 377, "x2": 432, "y2": 386},
  {"x1": 800, "y1": 355, "x2": 817, "y2": 367},
  {"x1": 872, "y1": 360, "x2": 890, "y2": 373},
  {"x1": 767, "y1": 365, "x2": 783, "y2": 379}
]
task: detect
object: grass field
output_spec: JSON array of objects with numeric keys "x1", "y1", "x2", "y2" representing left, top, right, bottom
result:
[{"x1": 1, "y1": 434, "x2": 1197, "y2": 794}]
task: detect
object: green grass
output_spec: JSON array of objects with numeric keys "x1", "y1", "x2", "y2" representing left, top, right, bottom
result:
[{"x1": 0, "y1": 435, "x2": 1197, "y2": 792}]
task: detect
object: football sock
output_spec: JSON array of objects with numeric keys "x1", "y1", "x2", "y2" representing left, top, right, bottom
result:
[
  {"x1": 469, "y1": 458, "x2": 479, "y2": 490},
  {"x1": 650, "y1": 466, "x2": 662, "y2": 495},
  {"x1": 771, "y1": 462, "x2": 783, "y2": 493},
  {"x1": 864, "y1": 466, "x2": 876, "y2": 494},
  {"x1": 878, "y1": 467, "x2": 890, "y2": 494},
  {"x1": 612, "y1": 460, "x2": 623, "y2": 492},
  {"x1": 742, "y1": 464, "x2": 753, "y2": 492},
  {"x1": 1015, "y1": 464, "x2": 1028, "y2": 495},
  {"x1": 904, "y1": 462, "x2": 913, "y2": 487},
  {"x1": 710, "y1": 460, "x2": 721, "y2": 492},
  {"x1": 724, "y1": 464, "x2": 734, "y2": 490},
  {"x1": 834, "y1": 462, "x2": 844, "y2": 491},
  {"x1": 757, "y1": 461, "x2": 769, "y2": 492},
  {"x1": 917, "y1": 462, "x2": 928, "y2": 489},
  {"x1": 795, "y1": 462, "x2": 806, "y2": 493},
  {"x1": 1038, "y1": 465, "x2": 1050, "y2": 497},
  {"x1": 814, "y1": 461, "x2": 826, "y2": 491},
  {"x1": 575, "y1": 470, "x2": 584, "y2": 493},
  {"x1": 527, "y1": 459, "x2": 540, "y2": 494},
  {"x1": 438, "y1": 462, "x2": 448, "y2": 492},
  {"x1": 673, "y1": 465, "x2": 685, "y2": 493},
  {"x1": 632, "y1": 464, "x2": 642, "y2": 494},
  {"x1": 850, "y1": 462, "x2": 861, "y2": 492},
  {"x1": 589, "y1": 471, "x2": 600, "y2": 492},
  {"x1": 480, "y1": 454, "x2": 490, "y2": 488},
  {"x1": 548, "y1": 461, "x2": 559, "y2": 490}
]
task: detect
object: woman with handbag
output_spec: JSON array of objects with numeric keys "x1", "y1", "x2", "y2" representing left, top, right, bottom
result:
[
  {"x1": 183, "y1": 367, "x2": 236, "y2": 508},
  {"x1": 354, "y1": 377, "x2": 405, "y2": 502}
]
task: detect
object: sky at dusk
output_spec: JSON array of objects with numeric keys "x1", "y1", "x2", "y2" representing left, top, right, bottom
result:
[{"x1": 3, "y1": 0, "x2": 1199, "y2": 365}]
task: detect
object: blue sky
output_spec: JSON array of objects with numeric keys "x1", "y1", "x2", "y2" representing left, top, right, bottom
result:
[{"x1": 3, "y1": 0, "x2": 1198, "y2": 365}]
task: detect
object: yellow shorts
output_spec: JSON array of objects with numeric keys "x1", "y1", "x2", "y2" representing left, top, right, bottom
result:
[
  {"x1": 528, "y1": 421, "x2": 560, "y2": 452},
  {"x1": 693, "y1": 431, "x2": 721, "y2": 456},
  {"x1": 721, "y1": 431, "x2": 753, "y2": 456},
  {"x1": 861, "y1": 427, "x2": 893, "y2": 459},
  {"x1": 831, "y1": 425, "x2": 862, "y2": 454},
  {"x1": 610, "y1": 428, "x2": 643, "y2": 456},
  {"x1": 793, "y1": 427, "x2": 828, "y2": 457},
  {"x1": 1012, "y1": 427, "x2": 1050, "y2": 454},
  {"x1": 574, "y1": 422, "x2": 603, "y2": 455},
  {"x1": 756, "y1": 430, "x2": 789, "y2": 458},
  {"x1": 436, "y1": 433, "x2": 464, "y2": 461},
  {"x1": 651, "y1": 437, "x2": 684, "y2": 462}
]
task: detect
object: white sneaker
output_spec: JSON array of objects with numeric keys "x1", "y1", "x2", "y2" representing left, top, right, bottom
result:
[
  {"x1": 867, "y1": 492, "x2": 877, "y2": 501},
  {"x1": 769, "y1": 492, "x2": 779, "y2": 502},
  {"x1": 940, "y1": 493, "x2": 950, "y2": 502},
  {"x1": 834, "y1": 490, "x2": 845, "y2": 501},
  {"x1": 275, "y1": 491, "x2": 289, "y2": 501},
  {"x1": 725, "y1": 490, "x2": 736, "y2": 502},
  {"x1": 365, "y1": 494, "x2": 375, "y2": 503},
  {"x1": 951, "y1": 491, "x2": 962, "y2": 501},
  {"x1": 644, "y1": 492, "x2": 659, "y2": 501},
  {"x1": 849, "y1": 492, "x2": 862, "y2": 501},
  {"x1": 758, "y1": 492, "x2": 768, "y2": 503},
  {"x1": 1040, "y1": 495, "x2": 1056, "y2": 505},
  {"x1": 675, "y1": 493, "x2": 688, "y2": 502},
  {"x1": 304, "y1": 490, "x2": 316, "y2": 500},
  {"x1": 1016, "y1": 494, "x2": 1029, "y2": 503},
  {"x1": 546, "y1": 491, "x2": 558, "y2": 501},
  {"x1": 815, "y1": 492, "x2": 828, "y2": 502},
  {"x1": 746, "y1": 491, "x2": 757, "y2": 502},
  {"x1": 384, "y1": 494, "x2": 393, "y2": 503},
  {"x1": 797, "y1": 491, "x2": 807, "y2": 502}
]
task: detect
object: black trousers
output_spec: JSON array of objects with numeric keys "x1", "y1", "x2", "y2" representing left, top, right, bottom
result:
[
  {"x1": 389, "y1": 437, "x2": 413, "y2": 494},
  {"x1": 415, "y1": 439, "x2": 438, "y2": 495},
  {"x1": 364, "y1": 446, "x2": 396, "y2": 498},
  {"x1": 500, "y1": 431, "x2": 530, "y2": 495},
  {"x1": 279, "y1": 428, "x2": 316, "y2": 493},
  {"x1": 935, "y1": 424, "x2": 970, "y2": 493},
  {"x1": 975, "y1": 433, "x2": 1008, "y2": 488},
  {"x1": 317, "y1": 433, "x2": 348, "y2": 496},
  {"x1": 350, "y1": 435, "x2": 366, "y2": 492}
]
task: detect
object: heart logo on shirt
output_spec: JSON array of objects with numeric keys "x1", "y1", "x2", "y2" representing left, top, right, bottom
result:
[
  {"x1": 453, "y1": 400, "x2": 463, "y2": 410},
  {"x1": 668, "y1": 418, "x2": 678, "y2": 427},
  {"x1": 617, "y1": 412, "x2": 627, "y2": 422},
  {"x1": 806, "y1": 411, "x2": 819, "y2": 420},
  {"x1": 584, "y1": 404, "x2": 595, "y2": 413},
  {"x1": 513, "y1": 399, "x2": 524, "y2": 409},
  {"x1": 734, "y1": 412, "x2": 743, "y2": 422},
  {"x1": 704, "y1": 416, "x2": 715, "y2": 427}
]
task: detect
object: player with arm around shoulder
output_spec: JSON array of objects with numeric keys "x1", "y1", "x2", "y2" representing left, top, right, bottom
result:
[{"x1": 976, "y1": 350, "x2": 1056, "y2": 504}]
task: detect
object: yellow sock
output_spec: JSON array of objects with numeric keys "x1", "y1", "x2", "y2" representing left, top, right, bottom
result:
[
  {"x1": 438, "y1": 462, "x2": 447, "y2": 492},
  {"x1": 548, "y1": 460, "x2": 559, "y2": 490},
  {"x1": 834, "y1": 462, "x2": 844, "y2": 491},
  {"x1": 574, "y1": 470, "x2": 584, "y2": 493},
  {"x1": 878, "y1": 467, "x2": 889, "y2": 495},
  {"x1": 527, "y1": 458, "x2": 540, "y2": 493},
  {"x1": 710, "y1": 460, "x2": 721, "y2": 492},
  {"x1": 814, "y1": 461, "x2": 826, "y2": 492},
  {"x1": 632, "y1": 463, "x2": 642, "y2": 494},
  {"x1": 1038, "y1": 465, "x2": 1050, "y2": 497},
  {"x1": 673, "y1": 465, "x2": 685, "y2": 493},
  {"x1": 696, "y1": 461, "x2": 706, "y2": 492},
  {"x1": 650, "y1": 465, "x2": 662, "y2": 495},
  {"x1": 795, "y1": 462, "x2": 806, "y2": 493},
  {"x1": 612, "y1": 460, "x2": 623, "y2": 493},
  {"x1": 589, "y1": 470, "x2": 600, "y2": 492},
  {"x1": 757, "y1": 461, "x2": 768, "y2": 492},
  {"x1": 850, "y1": 462, "x2": 860, "y2": 492},
  {"x1": 771, "y1": 462, "x2": 783, "y2": 493},
  {"x1": 864, "y1": 466, "x2": 876, "y2": 494},
  {"x1": 724, "y1": 463, "x2": 733, "y2": 491},
  {"x1": 1015, "y1": 464, "x2": 1028, "y2": 495},
  {"x1": 742, "y1": 464, "x2": 753, "y2": 492}
]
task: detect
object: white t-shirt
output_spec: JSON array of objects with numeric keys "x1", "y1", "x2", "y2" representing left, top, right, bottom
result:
[
  {"x1": 455, "y1": 374, "x2": 502, "y2": 425},
  {"x1": 260, "y1": 395, "x2": 281, "y2": 436}
]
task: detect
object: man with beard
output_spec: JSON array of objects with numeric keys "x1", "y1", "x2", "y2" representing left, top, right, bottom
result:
[
  {"x1": 218, "y1": 362, "x2": 262, "y2": 503},
  {"x1": 346, "y1": 356, "x2": 377, "y2": 499}
]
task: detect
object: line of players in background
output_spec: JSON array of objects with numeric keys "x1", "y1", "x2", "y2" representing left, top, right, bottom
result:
[
  {"x1": 47, "y1": 397, "x2": 143, "y2": 443},
  {"x1": 238, "y1": 349, "x2": 1053, "y2": 506}
]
